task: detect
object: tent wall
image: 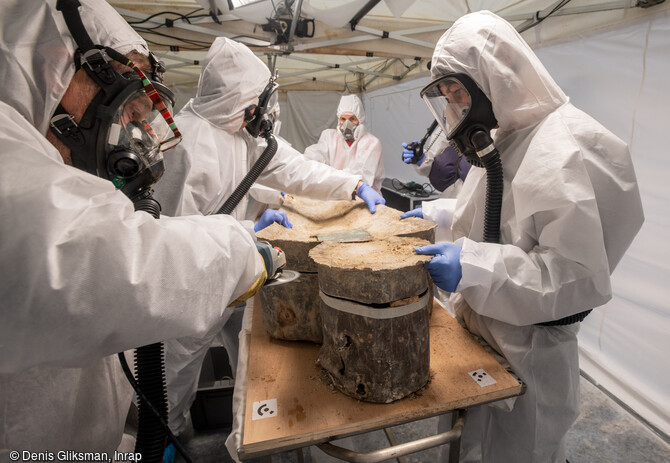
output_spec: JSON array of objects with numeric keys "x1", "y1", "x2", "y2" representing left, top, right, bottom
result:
[
  {"x1": 534, "y1": 10, "x2": 670, "y2": 439},
  {"x1": 281, "y1": 91, "x2": 341, "y2": 152}
]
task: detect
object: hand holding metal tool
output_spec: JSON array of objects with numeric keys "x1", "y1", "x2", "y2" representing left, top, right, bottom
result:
[
  {"x1": 255, "y1": 241, "x2": 287, "y2": 282},
  {"x1": 402, "y1": 141, "x2": 425, "y2": 165}
]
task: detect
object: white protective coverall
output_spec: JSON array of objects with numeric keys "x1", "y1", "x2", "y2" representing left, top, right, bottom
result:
[
  {"x1": 303, "y1": 94, "x2": 386, "y2": 193},
  {"x1": 0, "y1": 0, "x2": 266, "y2": 454},
  {"x1": 151, "y1": 37, "x2": 363, "y2": 435},
  {"x1": 425, "y1": 11, "x2": 644, "y2": 463}
]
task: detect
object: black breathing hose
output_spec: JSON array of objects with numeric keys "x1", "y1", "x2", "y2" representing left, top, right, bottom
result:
[
  {"x1": 118, "y1": 352, "x2": 195, "y2": 463},
  {"x1": 133, "y1": 343, "x2": 168, "y2": 461},
  {"x1": 128, "y1": 194, "x2": 169, "y2": 463},
  {"x1": 470, "y1": 130, "x2": 503, "y2": 244},
  {"x1": 217, "y1": 133, "x2": 278, "y2": 215}
]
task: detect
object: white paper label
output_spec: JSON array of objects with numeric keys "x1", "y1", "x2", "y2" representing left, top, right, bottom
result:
[
  {"x1": 469, "y1": 369, "x2": 497, "y2": 387},
  {"x1": 252, "y1": 398, "x2": 277, "y2": 420}
]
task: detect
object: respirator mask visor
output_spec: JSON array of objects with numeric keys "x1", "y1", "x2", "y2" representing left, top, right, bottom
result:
[
  {"x1": 420, "y1": 75, "x2": 472, "y2": 139},
  {"x1": 420, "y1": 73, "x2": 497, "y2": 158},
  {"x1": 105, "y1": 76, "x2": 179, "y2": 167},
  {"x1": 245, "y1": 76, "x2": 279, "y2": 138}
]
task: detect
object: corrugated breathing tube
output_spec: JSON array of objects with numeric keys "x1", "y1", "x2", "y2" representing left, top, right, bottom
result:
[
  {"x1": 217, "y1": 134, "x2": 278, "y2": 215},
  {"x1": 470, "y1": 130, "x2": 503, "y2": 244}
]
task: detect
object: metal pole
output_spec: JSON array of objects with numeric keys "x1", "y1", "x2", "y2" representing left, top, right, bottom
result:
[{"x1": 285, "y1": 0, "x2": 304, "y2": 53}]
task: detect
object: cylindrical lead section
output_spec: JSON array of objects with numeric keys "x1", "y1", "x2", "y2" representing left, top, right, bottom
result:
[{"x1": 318, "y1": 290, "x2": 431, "y2": 403}]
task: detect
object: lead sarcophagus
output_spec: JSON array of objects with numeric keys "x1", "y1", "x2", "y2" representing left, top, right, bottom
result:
[
  {"x1": 256, "y1": 196, "x2": 436, "y2": 344},
  {"x1": 309, "y1": 237, "x2": 433, "y2": 403}
]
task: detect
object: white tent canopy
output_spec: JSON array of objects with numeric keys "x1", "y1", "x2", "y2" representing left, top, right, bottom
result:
[
  {"x1": 112, "y1": 0, "x2": 669, "y2": 92},
  {"x1": 111, "y1": 0, "x2": 670, "y2": 441}
]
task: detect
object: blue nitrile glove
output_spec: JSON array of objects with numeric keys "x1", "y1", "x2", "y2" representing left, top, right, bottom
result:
[
  {"x1": 163, "y1": 443, "x2": 176, "y2": 463},
  {"x1": 415, "y1": 242, "x2": 463, "y2": 292},
  {"x1": 357, "y1": 182, "x2": 386, "y2": 213},
  {"x1": 400, "y1": 207, "x2": 423, "y2": 219},
  {"x1": 402, "y1": 141, "x2": 425, "y2": 166},
  {"x1": 254, "y1": 209, "x2": 293, "y2": 232}
]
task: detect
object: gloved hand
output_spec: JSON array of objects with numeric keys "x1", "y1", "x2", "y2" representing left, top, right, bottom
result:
[
  {"x1": 415, "y1": 242, "x2": 462, "y2": 292},
  {"x1": 357, "y1": 182, "x2": 386, "y2": 213},
  {"x1": 254, "y1": 209, "x2": 293, "y2": 232},
  {"x1": 402, "y1": 141, "x2": 425, "y2": 166},
  {"x1": 400, "y1": 207, "x2": 423, "y2": 219},
  {"x1": 163, "y1": 443, "x2": 176, "y2": 463}
]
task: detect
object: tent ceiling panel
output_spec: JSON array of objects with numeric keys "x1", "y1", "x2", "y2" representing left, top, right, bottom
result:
[{"x1": 110, "y1": 0, "x2": 669, "y2": 93}]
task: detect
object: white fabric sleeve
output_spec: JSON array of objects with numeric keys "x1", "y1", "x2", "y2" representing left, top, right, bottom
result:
[
  {"x1": 412, "y1": 152, "x2": 434, "y2": 177},
  {"x1": 256, "y1": 136, "x2": 360, "y2": 200},
  {"x1": 239, "y1": 219, "x2": 258, "y2": 239},
  {"x1": 0, "y1": 110, "x2": 266, "y2": 373},
  {"x1": 248, "y1": 184, "x2": 283, "y2": 207},
  {"x1": 422, "y1": 198, "x2": 457, "y2": 242}
]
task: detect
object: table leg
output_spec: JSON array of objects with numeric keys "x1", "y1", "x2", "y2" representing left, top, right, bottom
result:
[{"x1": 448, "y1": 410, "x2": 463, "y2": 463}]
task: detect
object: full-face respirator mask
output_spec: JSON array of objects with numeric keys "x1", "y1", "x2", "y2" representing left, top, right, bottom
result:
[
  {"x1": 421, "y1": 72, "x2": 503, "y2": 244},
  {"x1": 420, "y1": 73, "x2": 497, "y2": 163},
  {"x1": 50, "y1": 0, "x2": 182, "y2": 201}
]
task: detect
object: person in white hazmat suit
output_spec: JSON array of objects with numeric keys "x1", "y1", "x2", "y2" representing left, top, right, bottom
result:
[
  {"x1": 151, "y1": 37, "x2": 386, "y2": 439},
  {"x1": 411, "y1": 11, "x2": 644, "y2": 463},
  {"x1": 303, "y1": 94, "x2": 386, "y2": 193},
  {"x1": 0, "y1": 0, "x2": 274, "y2": 456}
]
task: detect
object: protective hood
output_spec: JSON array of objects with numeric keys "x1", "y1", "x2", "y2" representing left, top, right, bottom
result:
[
  {"x1": 336, "y1": 94, "x2": 365, "y2": 124},
  {"x1": 0, "y1": 0, "x2": 148, "y2": 135},
  {"x1": 191, "y1": 37, "x2": 271, "y2": 134},
  {"x1": 430, "y1": 10, "x2": 567, "y2": 133}
]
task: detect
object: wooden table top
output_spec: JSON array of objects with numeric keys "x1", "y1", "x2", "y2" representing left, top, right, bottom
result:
[{"x1": 239, "y1": 297, "x2": 522, "y2": 459}]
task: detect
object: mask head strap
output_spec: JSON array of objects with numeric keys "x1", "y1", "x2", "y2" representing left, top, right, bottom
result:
[{"x1": 105, "y1": 48, "x2": 182, "y2": 147}]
